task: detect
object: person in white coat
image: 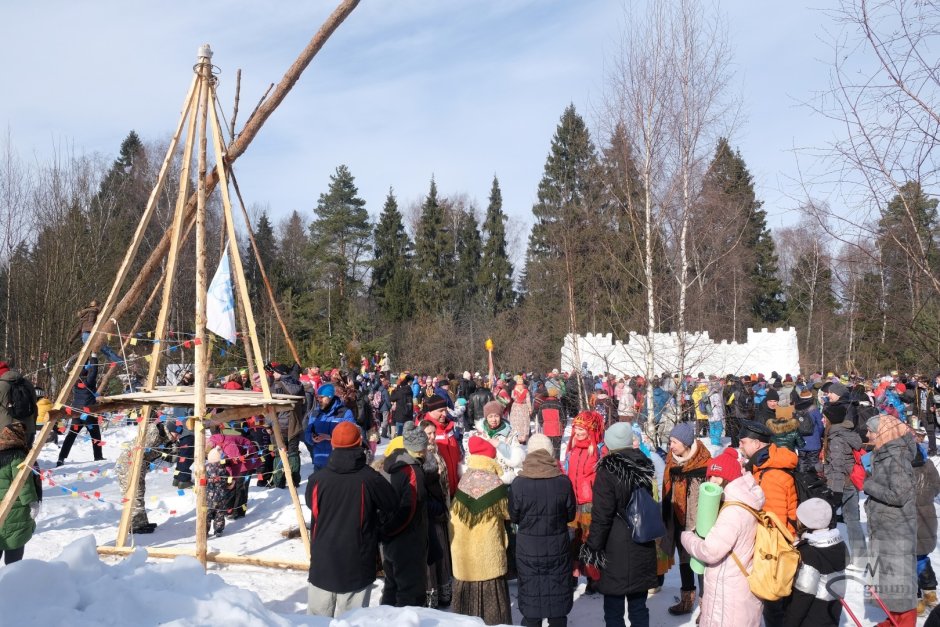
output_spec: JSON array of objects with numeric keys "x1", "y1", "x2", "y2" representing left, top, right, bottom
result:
[{"x1": 681, "y1": 447, "x2": 765, "y2": 627}]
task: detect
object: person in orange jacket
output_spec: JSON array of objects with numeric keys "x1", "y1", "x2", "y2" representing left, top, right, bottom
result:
[{"x1": 738, "y1": 419, "x2": 798, "y2": 627}]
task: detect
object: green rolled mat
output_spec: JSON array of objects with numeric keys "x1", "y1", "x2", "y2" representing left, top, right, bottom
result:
[{"x1": 690, "y1": 481, "x2": 723, "y2": 574}]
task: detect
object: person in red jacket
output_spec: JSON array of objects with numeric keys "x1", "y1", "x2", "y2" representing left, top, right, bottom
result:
[
  {"x1": 565, "y1": 410, "x2": 605, "y2": 594},
  {"x1": 536, "y1": 387, "x2": 566, "y2": 460},
  {"x1": 422, "y1": 395, "x2": 462, "y2": 497}
]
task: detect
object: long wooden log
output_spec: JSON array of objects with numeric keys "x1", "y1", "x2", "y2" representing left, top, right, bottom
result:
[{"x1": 96, "y1": 545, "x2": 309, "y2": 571}]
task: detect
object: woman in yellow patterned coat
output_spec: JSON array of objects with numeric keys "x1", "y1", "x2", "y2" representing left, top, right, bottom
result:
[{"x1": 449, "y1": 436, "x2": 511, "y2": 625}]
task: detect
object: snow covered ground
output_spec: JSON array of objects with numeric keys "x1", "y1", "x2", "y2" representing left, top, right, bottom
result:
[{"x1": 4, "y1": 418, "x2": 938, "y2": 625}]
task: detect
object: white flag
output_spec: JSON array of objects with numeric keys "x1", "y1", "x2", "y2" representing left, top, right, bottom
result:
[{"x1": 206, "y1": 243, "x2": 237, "y2": 344}]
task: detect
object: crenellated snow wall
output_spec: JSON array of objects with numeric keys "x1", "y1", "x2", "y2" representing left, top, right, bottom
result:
[{"x1": 560, "y1": 327, "x2": 800, "y2": 377}]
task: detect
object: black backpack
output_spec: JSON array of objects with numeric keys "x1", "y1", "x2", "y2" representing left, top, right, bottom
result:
[
  {"x1": 794, "y1": 408, "x2": 816, "y2": 437},
  {"x1": 8, "y1": 375, "x2": 37, "y2": 422},
  {"x1": 775, "y1": 468, "x2": 839, "y2": 526}
]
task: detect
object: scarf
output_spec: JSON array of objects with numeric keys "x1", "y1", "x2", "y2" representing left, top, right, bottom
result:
[
  {"x1": 451, "y1": 455, "x2": 508, "y2": 527},
  {"x1": 519, "y1": 449, "x2": 563, "y2": 479},
  {"x1": 483, "y1": 419, "x2": 508, "y2": 439},
  {"x1": 664, "y1": 440, "x2": 710, "y2": 522}
]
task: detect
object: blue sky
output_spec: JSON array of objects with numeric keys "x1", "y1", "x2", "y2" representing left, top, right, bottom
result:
[{"x1": 0, "y1": 1, "x2": 842, "y2": 249}]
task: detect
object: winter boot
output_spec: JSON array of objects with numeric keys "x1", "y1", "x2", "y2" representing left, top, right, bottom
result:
[
  {"x1": 924, "y1": 590, "x2": 938, "y2": 608},
  {"x1": 668, "y1": 590, "x2": 696, "y2": 616},
  {"x1": 425, "y1": 588, "x2": 438, "y2": 609}
]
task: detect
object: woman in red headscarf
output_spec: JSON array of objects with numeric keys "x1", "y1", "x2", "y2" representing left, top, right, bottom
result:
[{"x1": 564, "y1": 410, "x2": 606, "y2": 593}]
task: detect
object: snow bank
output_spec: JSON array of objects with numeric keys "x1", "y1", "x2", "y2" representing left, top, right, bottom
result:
[{"x1": 0, "y1": 535, "x2": 491, "y2": 626}]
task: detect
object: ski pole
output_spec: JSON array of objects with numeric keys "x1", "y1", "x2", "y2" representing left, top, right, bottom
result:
[{"x1": 838, "y1": 598, "x2": 863, "y2": 627}]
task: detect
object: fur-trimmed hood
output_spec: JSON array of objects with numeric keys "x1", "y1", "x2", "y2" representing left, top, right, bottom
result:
[
  {"x1": 597, "y1": 449, "x2": 654, "y2": 492},
  {"x1": 767, "y1": 416, "x2": 800, "y2": 435}
]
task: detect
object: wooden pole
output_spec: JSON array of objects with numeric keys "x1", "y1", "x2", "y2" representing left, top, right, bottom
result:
[
  {"x1": 116, "y1": 66, "x2": 202, "y2": 549},
  {"x1": 76, "y1": 0, "x2": 361, "y2": 362},
  {"x1": 208, "y1": 97, "x2": 311, "y2": 556},
  {"x1": 192, "y1": 45, "x2": 213, "y2": 567},
  {"x1": 96, "y1": 545, "x2": 309, "y2": 571},
  {"x1": 0, "y1": 74, "x2": 199, "y2": 530}
]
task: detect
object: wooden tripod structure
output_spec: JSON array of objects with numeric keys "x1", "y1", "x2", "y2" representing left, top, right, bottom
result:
[{"x1": 0, "y1": 44, "x2": 323, "y2": 570}]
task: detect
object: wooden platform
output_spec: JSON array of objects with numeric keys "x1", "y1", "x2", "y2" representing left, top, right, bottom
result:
[{"x1": 99, "y1": 386, "x2": 302, "y2": 408}]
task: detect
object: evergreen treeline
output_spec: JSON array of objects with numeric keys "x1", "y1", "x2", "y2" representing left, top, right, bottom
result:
[{"x1": 1, "y1": 103, "x2": 938, "y2": 395}]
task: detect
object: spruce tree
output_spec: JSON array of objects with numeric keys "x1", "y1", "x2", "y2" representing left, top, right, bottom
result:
[
  {"x1": 245, "y1": 211, "x2": 277, "y2": 306},
  {"x1": 523, "y1": 104, "x2": 600, "y2": 359},
  {"x1": 412, "y1": 178, "x2": 455, "y2": 313},
  {"x1": 453, "y1": 206, "x2": 483, "y2": 314},
  {"x1": 372, "y1": 188, "x2": 414, "y2": 322},
  {"x1": 309, "y1": 165, "x2": 371, "y2": 303},
  {"x1": 701, "y1": 138, "x2": 784, "y2": 329},
  {"x1": 478, "y1": 176, "x2": 515, "y2": 317}
]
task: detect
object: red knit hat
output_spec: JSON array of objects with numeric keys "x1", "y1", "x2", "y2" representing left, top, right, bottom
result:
[
  {"x1": 468, "y1": 436, "x2": 496, "y2": 458},
  {"x1": 706, "y1": 448, "x2": 742, "y2": 483},
  {"x1": 331, "y1": 421, "x2": 361, "y2": 449}
]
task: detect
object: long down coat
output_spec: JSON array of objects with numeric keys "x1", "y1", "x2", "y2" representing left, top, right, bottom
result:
[
  {"x1": 864, "y1": 432, "x2": 918, "y2": 613},
  {"x1": 509, "y1": 449, "x2": 576, "y2": 620},
  {"x1": 681, "y1": 473, "x2": 765, "y2": 627},
  {"x1": 580, "y1": 448, "x2": 658, "y2": 597}
]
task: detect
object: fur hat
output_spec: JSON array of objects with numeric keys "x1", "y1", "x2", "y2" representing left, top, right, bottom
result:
[
  {"x1": 468, "y1": 435, "x2": 496, "y2": 458},
  {"x1": 605, "y1": 421, "x2": 634, "y2": 451},
  {"x1": 483, "y1": 400, "x2": 504, "y2": 419},
  {"x1": 707, "y1": 448, "x2": 742, "y2": 483},
  {"x1": 527, "y1": 433, "x2": 554, "y2": 457},
  {"x1": 402, "y1": 422, "x2": 428, "y2": 454},
  {"x1": 331, "y1": 421, "x2": 362, "y2": 449},
  {"x1": 670, "y1": 422, "x2": 695, "y2": 448},
  {"x1": 797, "y1": 497, "x2": 832, "y2": 530}
]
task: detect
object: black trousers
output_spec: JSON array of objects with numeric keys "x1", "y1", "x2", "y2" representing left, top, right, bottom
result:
[
  {"x1": 175, "y1": 434, "x2": 195, "y2": 483},
  {"x1": 0, "y1": 546, "x2": 25, "y2": 565},
  {"x1": 59, "y1": 419, "x2": 103, "y2": 461},
  {"x1": 923, "y1": 411, "x2": 937, "y2": 455}
]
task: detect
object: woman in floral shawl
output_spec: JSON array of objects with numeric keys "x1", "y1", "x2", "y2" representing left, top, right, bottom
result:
[{"x1": 449, "y1": 436, "x2": 512, "y2": 625}]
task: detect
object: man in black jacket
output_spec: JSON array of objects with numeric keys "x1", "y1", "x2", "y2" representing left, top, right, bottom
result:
[
  {"x1": 57, "y1": 355, "x2": 104, "y2": 466},
  {"x1": 305, "y1": 421, "x2": 397, "y2": 617},
  {"x1": 466, "y1": 379, "x2": 494, "y2": 432},
  {"x1": 389, "y1": 373, "x2": 415, "y2": 436}
]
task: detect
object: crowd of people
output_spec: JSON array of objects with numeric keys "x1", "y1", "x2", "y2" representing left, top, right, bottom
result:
[{"x1": 4, "y1": 345, "x2": 940, "y2": 627}]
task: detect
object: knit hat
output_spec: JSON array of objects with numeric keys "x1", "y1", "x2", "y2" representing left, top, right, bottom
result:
[
  {"x1": 707, "y1": 448, "x2": 742, "y2": 483},
  {"x1": 866, "y1": 415, "x2": 881, "y2": 434},
  {"x1": 827, "y1": 381, "x2": 850, "y2": 399},
  {"x1": 738, "y1": 420, "x2": 772, "y2": 443},
  {"x1": 605, "y1": 421, "x2": 634, "y2": 451},
  {"x1": 468, "y1": 435, "x2": 496, "y2": 458},
  {"x1": 316, "y1": 383, "x2": 335, "y2": 399},
  {"x1": 797, "y1": 498, "x2": 832, "y2": 530},
  {"x1": 765, "y1": 389, "x2": 779, "y2": 402},
  {"x1": 423, "y1": 395, "x2": 447, "y2": 412},
  {"x1": 527, "y1": 433, "x2": 554, "y2": 457},
  {"x1": 670, "y1": 422, "x2": 695, "y2": 448},
  {"x1": 331, "y1": 421, "x2": 362, "y2": 449},
  {"x1": 463, "y1": 371, "x2": 471, "y2": 380},
  {"x1": 483, "y1": 400, "x2": 503, "y2": 418},
  {"x1": 402, "y1": 422, "x2": 428, "y2": 454}
]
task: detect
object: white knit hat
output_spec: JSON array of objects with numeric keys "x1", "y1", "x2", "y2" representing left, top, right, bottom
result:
[{"x1": 527, "y1": 433, "x2": 554, "y2": 457}]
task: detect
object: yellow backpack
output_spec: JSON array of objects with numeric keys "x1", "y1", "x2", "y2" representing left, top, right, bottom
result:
[{"x1": 723, "y1": 501, "x2": 800, "y2": 601}]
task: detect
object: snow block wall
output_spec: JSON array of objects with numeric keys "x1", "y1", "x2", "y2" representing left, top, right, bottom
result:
[{"x1": 560, "y1": 327, "x2": 800, "y2": 377}]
